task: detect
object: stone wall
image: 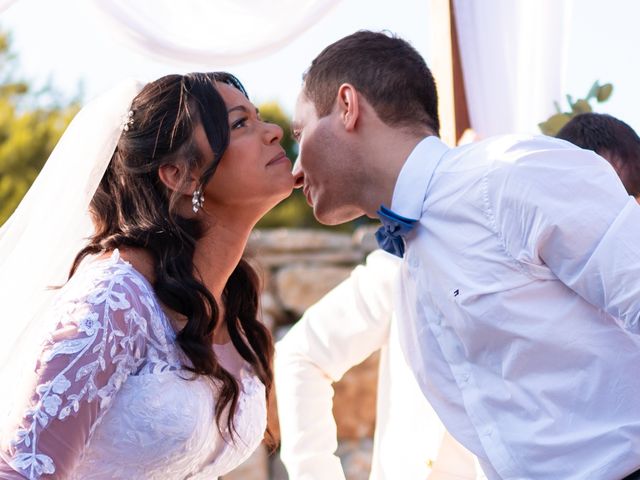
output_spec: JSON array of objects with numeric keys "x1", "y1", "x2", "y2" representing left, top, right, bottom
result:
[{"x1": 222, "y1": 227, "x2": 380, "y2": 480}]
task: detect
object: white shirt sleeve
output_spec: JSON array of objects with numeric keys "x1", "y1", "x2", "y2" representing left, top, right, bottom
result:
[
  {"x1": 491, "y1": 141, "x2": 640, "y2": 332},
  {"x1": 275, "y1": 250, "x2": 400, "y2": 480}
]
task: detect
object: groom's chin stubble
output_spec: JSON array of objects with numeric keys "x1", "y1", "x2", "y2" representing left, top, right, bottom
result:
[{"x1": 313, "y1": 204, "x2": 364, "y2": 226}]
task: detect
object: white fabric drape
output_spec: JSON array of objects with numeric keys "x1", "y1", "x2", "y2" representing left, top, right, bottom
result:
[
  {"x1": 0, "y1": 80, "x2": 143, "y2": 437},
  {"x1": 88, "y1": 0, "x2": 341, "y2": 66},
  {"x1": 453, "y1": 0, "x2": 572, "y2": 137},
  {"x1": 0, "y1": 0, "x2": 16, "y2": 12}
]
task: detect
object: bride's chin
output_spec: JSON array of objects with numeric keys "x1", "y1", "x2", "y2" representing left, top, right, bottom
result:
[
  {"x1": 272, "y1": 178, "x2": 295, "y2": 199},
  {"x1": 252, "y1": 188, "x2": 293, "y2": 218},
  {"x1": 268, "y1": 187, "x2": 294, "y2": 209}
]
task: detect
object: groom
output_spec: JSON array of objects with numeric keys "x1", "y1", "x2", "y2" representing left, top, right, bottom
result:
[{"x1": 291, "y1": 31, "x2": 640, "y2": 479}]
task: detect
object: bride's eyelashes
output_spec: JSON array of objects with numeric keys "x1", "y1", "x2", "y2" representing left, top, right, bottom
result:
[
  {"x1": 231, "y1": 117, "x2": 248, "y2": 130},
  {"x1": 231, "y1": 114, "x2": 271, "y2": 131}
]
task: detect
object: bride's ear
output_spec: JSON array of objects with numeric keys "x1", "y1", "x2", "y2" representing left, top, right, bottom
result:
[{"x1": 158, "y1": 163, "x2": 198, "y2": 195}]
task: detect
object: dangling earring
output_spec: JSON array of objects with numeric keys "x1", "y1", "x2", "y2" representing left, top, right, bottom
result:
[{"x1": 192, "y1": 188, "x2": 204, "y2": 213}]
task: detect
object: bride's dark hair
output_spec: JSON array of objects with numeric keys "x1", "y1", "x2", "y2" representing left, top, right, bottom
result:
[{"x1": 69, "y1": 72, "x2": 273, "y2": 441}]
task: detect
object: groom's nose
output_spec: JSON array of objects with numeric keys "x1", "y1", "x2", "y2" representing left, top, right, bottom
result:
[{"x1": 292, "y1": 156, "x2": 304, "y2": 189}]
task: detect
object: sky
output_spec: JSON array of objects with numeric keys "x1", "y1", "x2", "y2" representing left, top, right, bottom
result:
[{"x1": 1, "y1": 0, "x2": 638, "y2": 131}]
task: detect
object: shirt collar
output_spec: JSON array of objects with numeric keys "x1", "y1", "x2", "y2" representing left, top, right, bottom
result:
[{"x1": 390, "y1": 136, "x2": 450, "y2": 220}]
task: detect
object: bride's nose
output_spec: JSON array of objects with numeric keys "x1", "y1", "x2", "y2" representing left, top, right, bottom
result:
[{"x1": 264, "y1": 121, "x2": 283, "y2": 144}]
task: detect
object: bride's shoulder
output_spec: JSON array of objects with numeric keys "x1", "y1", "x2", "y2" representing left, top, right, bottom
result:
[
  {"x1": 46, "y1": 249, "x2": 175, "y2": 356},
  {"x1": 77, "y1": 248, "x2": 152, "y2": 286},
  {"x1": 61, "y1": 248, "x2": 160, "y2": 317}
]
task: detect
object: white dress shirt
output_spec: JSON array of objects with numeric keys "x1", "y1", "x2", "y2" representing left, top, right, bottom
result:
[
  {"x1": 391, "y1": 134, "x2": 640, "y2": 479},
  {"x1": 275, "y1": 250, "x2": 480, "y2": 480}
]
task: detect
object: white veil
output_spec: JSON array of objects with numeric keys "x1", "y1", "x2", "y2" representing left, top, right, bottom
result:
[{"x1": 0, "y1": 79, "x2": 144, "y2": 438}]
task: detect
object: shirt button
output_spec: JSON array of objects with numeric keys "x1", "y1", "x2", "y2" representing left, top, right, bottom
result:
[
  {"x1": 408, "y1": 255, "x2": 419, "y2": 268},
  {"x1": 483, "y1": 428, "x2": 493, "y2": 437}
]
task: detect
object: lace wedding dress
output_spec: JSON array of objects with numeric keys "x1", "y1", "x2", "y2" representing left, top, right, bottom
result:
[{"x1": 0, "y1": 250, "x2": 267, "y2": 479}]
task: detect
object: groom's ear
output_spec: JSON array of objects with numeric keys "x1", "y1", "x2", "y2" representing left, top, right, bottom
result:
[{"x1": 337, "y1": 83, "x2": 359, "y2": 132}]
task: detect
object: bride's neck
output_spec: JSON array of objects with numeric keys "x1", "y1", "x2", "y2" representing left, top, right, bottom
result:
[
  {"x1": 193, "y1": 219, "x2": 253, "y2": 301},
  {"x1": 115, "y1": 221, "x2": 251, "y2": 345}
]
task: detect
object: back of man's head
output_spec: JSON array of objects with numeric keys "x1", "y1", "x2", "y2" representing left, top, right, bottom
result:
[
  {"x1": 302, "y1": 30, "x2": 440, "y2": 136},
  {"x1": 557, "y1": 113, "x2": 640, "y2": 197}
]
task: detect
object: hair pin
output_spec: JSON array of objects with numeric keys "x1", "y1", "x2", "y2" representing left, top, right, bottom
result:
[{"x1": 121, "y1": 110, "x2": 134, "y2": 132}]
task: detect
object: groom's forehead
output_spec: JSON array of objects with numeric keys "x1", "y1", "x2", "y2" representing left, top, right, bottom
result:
[{"x1": 293, "y1": 94, "x2": 318, "y2": 125}]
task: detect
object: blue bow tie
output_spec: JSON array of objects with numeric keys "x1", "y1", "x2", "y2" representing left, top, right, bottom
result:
[{"x1": 375, "y1": 205, "x2": 417, "y2": 258}]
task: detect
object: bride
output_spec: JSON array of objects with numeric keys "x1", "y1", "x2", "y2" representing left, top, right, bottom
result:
[{"x1": 0, "y1": 72, "x2": 294, "y2": 479}]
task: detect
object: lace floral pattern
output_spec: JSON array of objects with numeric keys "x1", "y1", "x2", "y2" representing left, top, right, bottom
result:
[{"x1": 1, "y1": 250, "x2": 267, "y2": 479}]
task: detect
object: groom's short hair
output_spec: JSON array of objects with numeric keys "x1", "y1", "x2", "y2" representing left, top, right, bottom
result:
[{"x1": 302, "y1": 30, "x2": 440, "y2": 135}]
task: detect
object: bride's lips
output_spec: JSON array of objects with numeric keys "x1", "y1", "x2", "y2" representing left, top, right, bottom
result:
[{"x1": 267, "y1": 152, "x2": 289, "y2": 167}]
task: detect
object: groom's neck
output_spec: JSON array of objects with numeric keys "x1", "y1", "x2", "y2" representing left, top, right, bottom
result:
[{"x1": 357, "y1": 126, "x2": 434, "y2": 216}]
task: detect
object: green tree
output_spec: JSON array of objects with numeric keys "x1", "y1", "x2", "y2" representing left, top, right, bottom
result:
[
  {"x1": 0, "y1": 31, "x2": 79, "y2": 225},
  {"x1": 539, "y1": 80, "x2": 613, "y2": 136}
]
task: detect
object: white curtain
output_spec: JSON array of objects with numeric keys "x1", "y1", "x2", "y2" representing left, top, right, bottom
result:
[
  {"x1": 0, "y1": 0, "x2": 16, "y2": 12},
  {"x1": 88, "y1": 0, "x2": 341, "y2": 65},
  {"x1": 453, "y1": 0, "x2": 572, "y2": 137}
]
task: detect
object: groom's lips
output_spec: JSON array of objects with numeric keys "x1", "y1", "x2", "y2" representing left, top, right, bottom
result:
[{"x1": 303, "y1": 184, "x2": 313, "y2": 206}]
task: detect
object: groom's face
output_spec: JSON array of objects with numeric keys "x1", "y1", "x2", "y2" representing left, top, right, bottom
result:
[{"x1": 292, "y1": 92, "x2": 363, "y2": 225}]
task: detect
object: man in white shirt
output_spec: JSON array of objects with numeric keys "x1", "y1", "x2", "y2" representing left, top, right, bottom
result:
[
  {"x1": 290, "y1": 30, "x2": 640, "y2": 479},
  {"x1": 276, "y1": 249, "x2": 479, "y2": 480}
]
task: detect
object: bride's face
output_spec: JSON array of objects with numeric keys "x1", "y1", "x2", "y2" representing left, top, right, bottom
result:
[{"x1": 200, "y1": 82, "x2": 294, "y2": 215}]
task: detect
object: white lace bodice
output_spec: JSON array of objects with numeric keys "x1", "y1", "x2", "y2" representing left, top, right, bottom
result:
[{"x1": 0, "y1": 251, "x2": 267, "y2": 479}]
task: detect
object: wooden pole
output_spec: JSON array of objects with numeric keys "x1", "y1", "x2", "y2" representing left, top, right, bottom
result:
[
  {"x1": 449, "y1": 0, "x2": 471, "y2": 141},
  {"x1": 428, "y1": 0, "x2": 470, "y2": 145}
]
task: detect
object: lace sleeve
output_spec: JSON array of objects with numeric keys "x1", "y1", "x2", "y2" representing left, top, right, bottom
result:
[{"x1": 0, "y1": 268, "x2": 155, "y2": 479}]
